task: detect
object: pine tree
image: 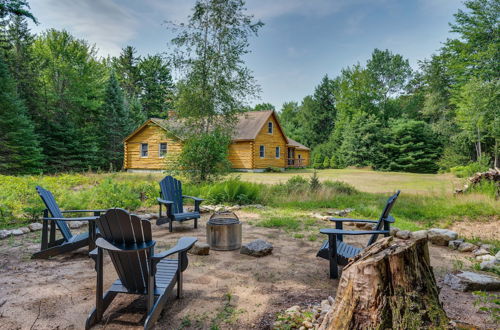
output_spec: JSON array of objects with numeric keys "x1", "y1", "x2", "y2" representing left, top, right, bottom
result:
[
  {"x1": 100, "y1": 72, "x2": 130, "y2": 170},
  {"x1": 0, "y1": 56, "x2": 43, "y2": 174},
  {"x1": 379, "y1": 119, "x2": 442, "y2": 173}
]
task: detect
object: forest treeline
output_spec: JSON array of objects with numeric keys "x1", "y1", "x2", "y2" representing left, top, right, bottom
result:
[
  {"x1": 0, "y1": 0, "x2": 498, "y2": 175},
  {"x1": 276, "y1": 0, "x2": 499, "y2": 173}
]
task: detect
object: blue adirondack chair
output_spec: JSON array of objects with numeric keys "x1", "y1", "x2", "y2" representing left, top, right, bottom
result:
[
  {"x1": 157, "y1": 176, "x2": 204, "y2": 232},
  {"x1": 33, "y1": 186, "x2": 106, "y2": 259},
  {"x1": 317, "y1": 190, "x2": 400, "y2": 278}
]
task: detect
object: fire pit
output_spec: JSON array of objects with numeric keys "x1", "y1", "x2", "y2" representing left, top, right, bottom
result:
[{"x1": 206, "y1": 211, "x2": 242, "y2": 251}]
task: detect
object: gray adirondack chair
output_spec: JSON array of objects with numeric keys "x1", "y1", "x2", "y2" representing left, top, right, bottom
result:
[
  {"x1": 317, "y1": 190, "x2": 400, "y2": 278},
  {"x1": 86, "y1": 208, "x2": 197, "y2": 330},
  {"x1": 32, "y1": 186, "x2": 106, "y2": 259},
  {"x1": 157, "y1": 176, "x2": 204, "y2": 232}
]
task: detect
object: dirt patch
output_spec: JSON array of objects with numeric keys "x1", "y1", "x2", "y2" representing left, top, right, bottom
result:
[
  {"x1": 450, "y1": 217, "x2": 500, "y2": 241},
  {"x1": 0, "y1": 212, "x2": 497, "y2": 329}
]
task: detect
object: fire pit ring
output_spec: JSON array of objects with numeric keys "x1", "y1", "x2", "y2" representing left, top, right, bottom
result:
[{"x1": 206, "y1": 211, "x2": 242, "y2": 251}]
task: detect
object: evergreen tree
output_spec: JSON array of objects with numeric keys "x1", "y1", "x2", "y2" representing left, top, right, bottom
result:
[
  {"x1": 379, "y1": 119, "x2": 442, "y2": 173},
  {"x1": 138, "y1": 54, "x2": 174, "y2": 118},
  {"x1": 100, "y1": 72, "x2": 130, "y2": 169},
  {"x1": 0, "y1": 56, "x2": 43, "y2": 174},
  {"x1": 335, "y1": 113, "x2": 385, "y2": 168},
  {"x1": 254, "y1": 102, "x2": 275, "y2": 111},
  {"x1": 114, "y1": 45, "x2": 141, "y2": 98}
]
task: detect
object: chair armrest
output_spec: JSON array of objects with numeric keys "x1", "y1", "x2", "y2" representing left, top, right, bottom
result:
[
  {"x1": 385, "y1": 215, "x2": 395, "y2": 223},
  {"x1": 157, "y1": 198, "x2": 174, "y2": 205},
  {"x1": 320, "y1": 229, "x2": 390, "y2": 236},
  {"x1": 183, "y1": 195, "x2": 204, "y2": 202},
  {"x1": 95, "y1": 237, "x2": 156, "y2": 253},
  {"x1": 151, "y1": 237, "x2": 197, "y2": 261},
  {"x1": 89, "y1": 248, "x2": 98, "y2": 257},
  {"x1": 43, "y1": 216, "x2": 99, "y2": 222},
  {"x1": 61, "y1": 209, "x2": 107, "y2": 214},
  {"x1": 329, "y1": 218, "x2": 377, "y2": 223}
]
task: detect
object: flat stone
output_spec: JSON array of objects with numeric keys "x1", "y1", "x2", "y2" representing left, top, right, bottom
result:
[
  {"x1": 411, "y1": 230, "x2": 428, "y2": 240},
  {"x1": 476, "y1": 254, "x2": 495, "y2": 262},
  {"x1": 240, "y1": 239, "x2": 273, "y2": 257},
  {"x1": 0, "y1": 230, "x2": 12, "y2": 239},
  {"x1": 69, "y1": 221, "x2": 83, "y2": 229},
  {"x1": 395, "y1": 230, "x2": 411, "y2": 239},
  {"x1": 444, "y1": 271, "x2": 500, "y2": 292},
  {"x1": 19, "y1": 227, "x2": 30, "y2": 234},
  {"x1": 390, "y1": 227, "x2": 400, "y2": 236},
  {"x1": 28, "y1": 223, "x2": 43, "y2": 231},
  {"x1": 457, "y1": 242, "x2": 477, "y2": 252},
  {"x1": 480, "y1": 244, "x2": 494, "y2": 252},
  {"x1": 480, "y1": 259, "x2": 500, "y2": 271},
  {"x1": 427, "y1": 228, "x2": 458, "y2": 246},
  {"x1": 448, "y1": 240, "x2": 462, "y2": 250},
  {"x1": 473, "y1": 248, "x2": 490, "y2": 257},
  {"x1": 189, "y1": 242, "x2": 210, "y2": 255},
  {"x1": 11, "y1": 229, "x2": 24, "y2": 236},
  {"x1": 496, "y1": 251, "x2": 500, "y2": 259}
]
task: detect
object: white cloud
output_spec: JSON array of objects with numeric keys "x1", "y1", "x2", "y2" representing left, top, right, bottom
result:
[{"x1": 30, "y1": 0, "x2": 139, "y2": 57}]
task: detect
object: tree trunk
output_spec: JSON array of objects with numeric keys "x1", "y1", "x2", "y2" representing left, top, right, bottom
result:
[{"x1": 319, "y1": 237, "x2": 450, "y2": 330}]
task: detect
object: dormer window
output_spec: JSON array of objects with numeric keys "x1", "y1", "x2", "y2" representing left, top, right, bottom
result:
[{"x1": 268, "y1": 122, "x2": 273, "y2": 134}]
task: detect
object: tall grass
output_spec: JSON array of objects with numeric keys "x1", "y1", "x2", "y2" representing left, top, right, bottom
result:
[{"x1": 0, "y1": 172, "x2": 498, "y2": 231}]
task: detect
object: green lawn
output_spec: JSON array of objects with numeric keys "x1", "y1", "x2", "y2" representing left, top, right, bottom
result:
[{"x1": 238, "y1": 168, "x2": 462, "y2": 195}]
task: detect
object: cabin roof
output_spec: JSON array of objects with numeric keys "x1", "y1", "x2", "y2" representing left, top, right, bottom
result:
[
  {"x1": 124, "y1": 110, "x2": 309, "y2": 151},
  {"x1": 287, "y1": 137, "x2": 310, "y2": 151}
]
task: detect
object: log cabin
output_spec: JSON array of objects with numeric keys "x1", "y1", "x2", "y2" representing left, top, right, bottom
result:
[{"x1": 123, "y1": 110, "x2": 310, "y2": 172}]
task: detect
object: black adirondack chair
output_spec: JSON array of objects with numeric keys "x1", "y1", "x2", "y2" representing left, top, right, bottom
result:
[
  {"x1": 317, "y1": 190, "x2": 400, "y2": 279},
  {"x1": 86, "y1": 208, "x2": 197, "y2": 330},
  {"x1": 157, "y1": 176, "x2": 204, "y2": 232},
  {"x1": 32, "y1": 186, "x2": 106, "y2": 259}
]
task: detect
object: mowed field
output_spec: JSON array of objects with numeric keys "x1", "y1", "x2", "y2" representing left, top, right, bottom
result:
[{"x1": 238, "y1": 168, "x2": 463, "y2": 195}]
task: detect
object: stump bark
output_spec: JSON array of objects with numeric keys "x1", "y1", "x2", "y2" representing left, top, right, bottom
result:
[{"x1": 320, "y1": 237, "x2": 450, "y2": 329}]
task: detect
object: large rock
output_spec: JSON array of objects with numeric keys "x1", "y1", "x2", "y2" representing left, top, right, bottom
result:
[
  {"x1": 448, "y1": 240, "x2": 462, "y2": 250},
  {"x1": 473, "y1": 248, "x2": 490, "y2": 257},
  {"x1": 0, "y1": 230, "x2": 11, "y2": 239},
  {"x1": 28, "y1": 223, "x2": 43, "y2": 231},
  {"x1": 476, "y1": 254, "x2": 495, "y2": 262},
  {"x1": 395, "y1": 230, "x2": 411, "y2": 239},
  {"x1": 457, "y1": 242, "x2": 476, "y2": 252},
  {"x1": 69, "y1": 221, "x2": 83, "y2": 229},
  {"x1": 427, "y1": 228, "x2": 458, "y2": 246},
  {"x1": 19, "y1": 227, "x2": 30, "y2": 234},
  {"x1": 411, "y1": 230, "x2": 428, "y2": 240},
  {"x1": 11, "y1": 229, "x2": 24, "y2": 236},
  {"x1": 444, "y1": 271, "x2": 500, "y2": 292},
  {"x1": 480, "y1": 258, "x2": 500, "y2": 271},
  {"x1": 240, "y1": 239, "x2": 273, "y2": 257},
  {"x1": 389, "y1": 227, "x2": 400, "y2": 237},
  {"x1": 189, "y1": 242, "x2": 210, "y2": 255}
]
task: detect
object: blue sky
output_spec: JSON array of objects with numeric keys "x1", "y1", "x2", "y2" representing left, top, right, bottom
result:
[{"x1": 29, "y1": 0, "x2": 464, "y2": 109}]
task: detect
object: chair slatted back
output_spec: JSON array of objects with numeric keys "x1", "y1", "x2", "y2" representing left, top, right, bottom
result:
[
  {"x1": 96, "y1": 208, "x2": 153, "y2": 293},
  {"x1": 159, "y1": 176, "x2": 184, "y2": 214},
  {"x1": 36, "y1": 186, "x2": 73, "y2": 241},
  {"x1": 367, "y1": 190, "x2": 400, "y2": 246}
]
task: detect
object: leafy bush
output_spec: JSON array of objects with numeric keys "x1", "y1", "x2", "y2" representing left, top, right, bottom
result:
[
  {"x1": 322, "y1": 180, "x2": 358, "y2": 195},
  {"x1": 187, "y1": 178, "x2": 262, "y2": 205},
  {"x1": 450, "y1": 158, "x2": 490, "y2": 178},
  {"x1": 264, "y1": 166, "x2": 282, "y2": 173}
]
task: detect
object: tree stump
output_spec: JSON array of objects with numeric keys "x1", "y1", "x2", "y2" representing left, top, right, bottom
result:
[{"x1": 319, "y1": 237, "x2": 450, "y2": 329}]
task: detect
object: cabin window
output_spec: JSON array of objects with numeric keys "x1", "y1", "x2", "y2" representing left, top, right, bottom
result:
[
  {"x1": 259, "y1": 145, "x2": 265, "y2": 158},
  {"x1": 141, "y1": 143, "x2": 148, "y2": 157},
  {"x1": 268, "y1": 122, "x2": 273, "y2": 134},
  {"x1": 275, "y1": 146, "x2": 280, "y2": 158},
  {"x1": 159, "y1": 143, "x2": 167, "y2": 157}
]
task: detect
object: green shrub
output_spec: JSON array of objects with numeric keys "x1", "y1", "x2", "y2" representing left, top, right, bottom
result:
[
  {"x1": 450, "y1": 159, "x2": 490, "y2": 178},
  {"x1": 322, "y1": 157, "x2": 330, "y2": 169},
  {"x1": 190, "y1": 178, "x2": 262, "y2": 205},
  {"x1": 322, "y1": 180, "x2": 358, "y2": 195},
  {"x1": 264, "y1": 166, "x2": 282, "y2": 173}
]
